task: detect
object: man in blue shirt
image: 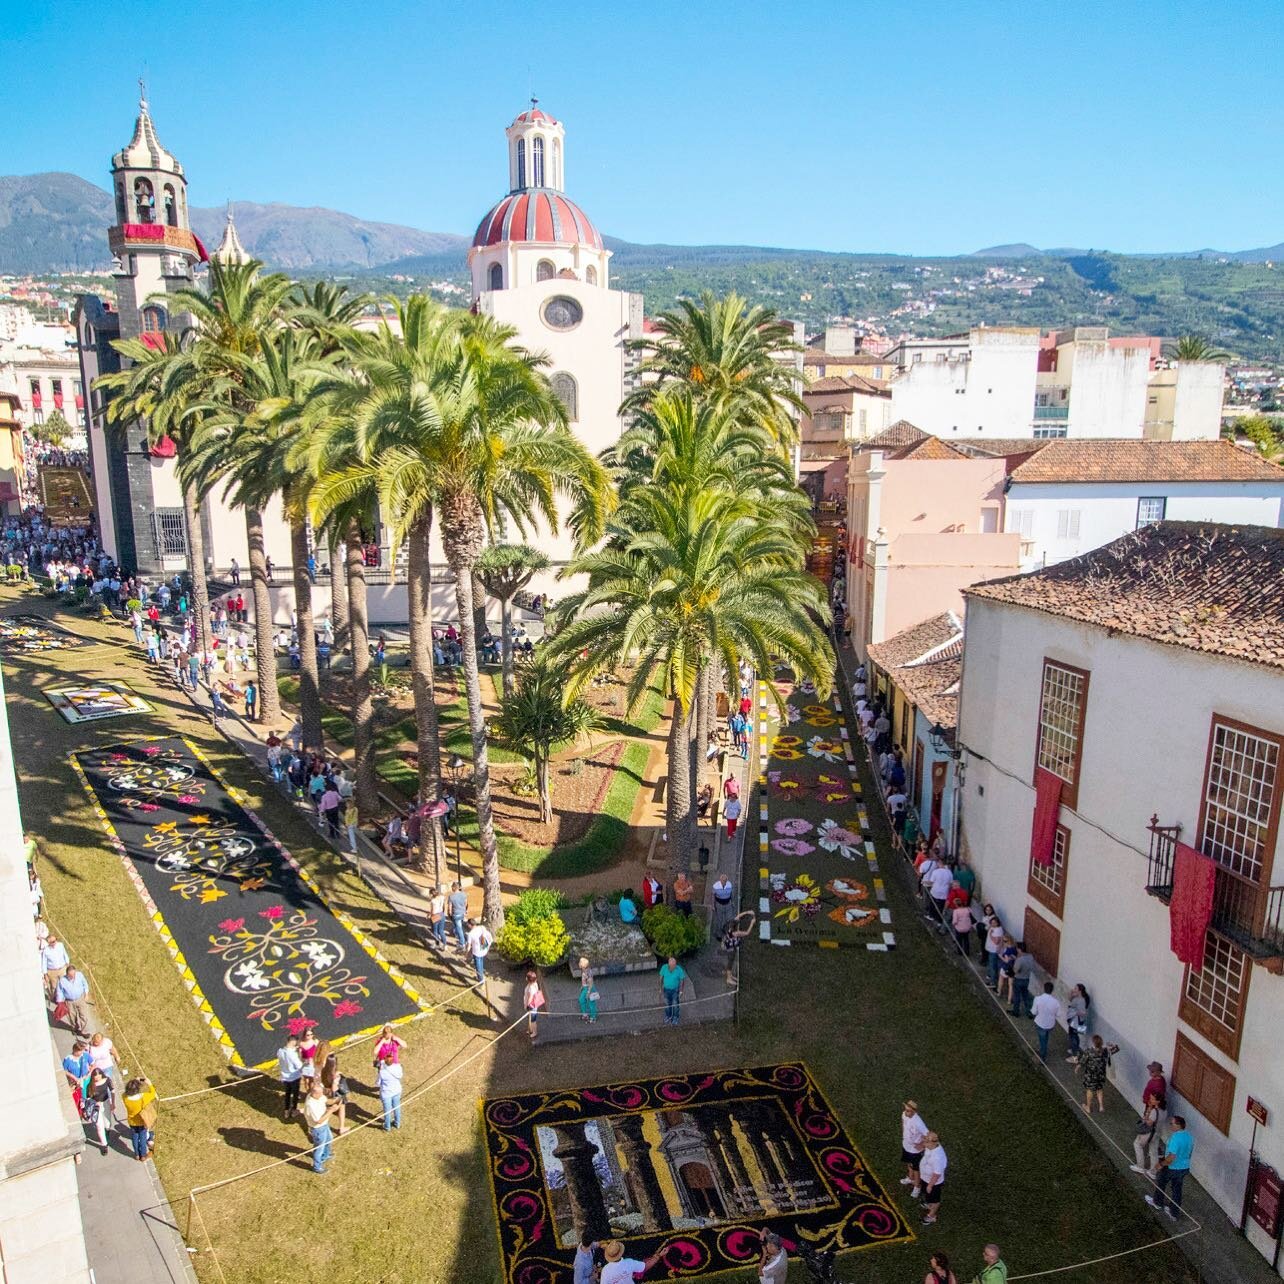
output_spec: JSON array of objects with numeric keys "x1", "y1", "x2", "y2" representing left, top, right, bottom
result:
[
  {"x1": 1146, "y1": 1114, "x2": 1194, "y2": 1220},
  {"x1": 55, "y1": 965, "x2": 92, "y2": 1039},
  {"x1": 659, "y1": 956, "x2": 688, "y2": 1026}
]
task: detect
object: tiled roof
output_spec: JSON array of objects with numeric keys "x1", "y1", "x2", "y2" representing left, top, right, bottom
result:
[
  {"x1": 867, "y1": 611, "x2": 964, "y2": 729},
  {"x1": 966, "y1": 522, "x2": 1284, "y2": 671},
  {"x1": 890, "y1": 436, "x2": 969, "y2": 461},
  {"x1": 949, "y1": 438, "x2": 1051, "y2": 460},
  {"x1": 862, "y1": 420, "x2": 927, "y2": 450},
  {"x1": 804, "y1": 348, "x2": 885, "y2": 367},
  {"x1": 807, "y1": 374, "x2": 889, "y2": 395},
  {"x1": 1008, "y1": 439, "x2": 1284, "y2": 484}
]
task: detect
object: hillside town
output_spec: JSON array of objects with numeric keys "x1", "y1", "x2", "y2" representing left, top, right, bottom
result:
[{"x1": 3, "y1": 18, "x2": 1284, "y2": 1284}]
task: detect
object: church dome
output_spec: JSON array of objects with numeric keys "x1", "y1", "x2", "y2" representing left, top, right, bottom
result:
[
  {"x1": 472, "y1": 190, "x2": 602, "y2": 251},
  {"x1": 512, "y1": 107, "x2": 558, "y2": 126},
  {"x1": 112, "y1": 95, "x2": 184, "y2": 177}
]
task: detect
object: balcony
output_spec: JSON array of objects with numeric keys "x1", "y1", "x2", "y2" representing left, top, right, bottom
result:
[
  {"x1": 1032, "y1": 404, "x2": 1070, "y2": 421},
  {"x1": 1145, "y1": 817, "x2": 1284, "y2": 962}
]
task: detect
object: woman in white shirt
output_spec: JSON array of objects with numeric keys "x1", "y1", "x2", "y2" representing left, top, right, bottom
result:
[
  {"x1": 900, "y1": 1100, "x2": 929, "y2": 1197},
  {"x1": 918, "y1": 1132, "x2": 947, "y2": 1225}
]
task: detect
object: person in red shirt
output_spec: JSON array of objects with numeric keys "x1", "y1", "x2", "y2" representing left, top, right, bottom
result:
[
  {"x1": 641, "y1": 874, "x2": 663, "y2": 907},
  {"x1": 945, "y1": 879, "x2": 970, "y2": 910},
  {"x1": 1144, "y1": 1061, "x2": 1168, "y2": 1109},
  {"x1": 722, "y1": 774, "x2": 740, "y2": 801},
  {"x1": 234, "y1": 593, "x2": 245, "y2": 621},
  {"x1": 738, "y1": 694, "x2": 752, "y2": 718}
]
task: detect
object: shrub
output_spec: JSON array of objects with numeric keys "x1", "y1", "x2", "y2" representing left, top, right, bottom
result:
[
  {"x1": 125, "y1": 598, "x2": 142, "y2": 613},
  {"x1": 641, "y1": 904, "x2": 706, "y2": 958},
  {"x1": 7, "y1": 564, "x2": 24, "y2": 581},
  {"x1": 494, "y1": 912, "x2": 570, "y2": 967},
  {"x1": 508, "y1": 887, "x2": 566, "y2": 927}
]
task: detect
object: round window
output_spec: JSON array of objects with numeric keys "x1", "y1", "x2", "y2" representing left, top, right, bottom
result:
[{"x1": 542, "y1": 295, "x2": 583, "y2": 331}]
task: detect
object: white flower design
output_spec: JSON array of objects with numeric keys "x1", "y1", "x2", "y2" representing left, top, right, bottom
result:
[
  {"x1": 807, "y1": 735, "x2": 843, "y2": 763},
  {"x1": 815, "y1": 818, "x2": 862, "y2": 861}
]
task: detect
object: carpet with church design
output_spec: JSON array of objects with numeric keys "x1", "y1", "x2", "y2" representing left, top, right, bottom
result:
[
  {"x1": 757, "y1": 667, "x2": 896, "y2": 949},
  {"x1": 70, "y1": 735, "x2": 424, "y2": 1068},
  {"x1": 481, "y1": 1062, "x2": 912, "y2": 1283}
]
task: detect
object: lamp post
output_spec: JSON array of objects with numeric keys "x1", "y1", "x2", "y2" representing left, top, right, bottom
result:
[{"x1": 448, "y1": 753, "x2": 467, "y2": 880}]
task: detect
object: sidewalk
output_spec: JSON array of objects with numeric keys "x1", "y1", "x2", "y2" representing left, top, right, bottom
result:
[{"x1": 835, "y1": 630, "x2": 1275, "y2": 1284}]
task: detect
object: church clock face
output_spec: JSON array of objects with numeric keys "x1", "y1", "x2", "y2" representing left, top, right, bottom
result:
[{"x1": 542, "y1": 295, "x2": 583, "y2": 331}]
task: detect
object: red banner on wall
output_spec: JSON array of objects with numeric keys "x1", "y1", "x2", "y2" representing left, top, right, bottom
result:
[
  {"x1": 1030, "y1": 767, "x2": 1062, "y2": 867},
  {"x1": 1170, "y1": 841, "x2": 1216, "y2": 967}
]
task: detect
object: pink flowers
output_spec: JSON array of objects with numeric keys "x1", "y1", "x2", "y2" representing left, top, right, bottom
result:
[
  {"x1": 176, "y1": 794, "x2": 199, "y2": 804},
  {"x1": 774, "y1": 818, "x2": 813, "y2": 838},
  {"x1": 258, "y1": 906, "x2": 284, "y2": 921},
  {"x1": 217, "y1": 917, "x2": 245, "y2": 934},
  {"x1": 333, "y1": 1000, "x2": 364, "y2": 1020},
  {"x1": 771, "y1": 838, "x2": 816, "y2": 857},
  {"x1": 137, "y1": 802, "x2": 159, "y2": 813},
  {"x1": 286, "y1": 1016, "x2": 318, "y2": 1036},
  {"x1": 140, "y1": 745, "x2": 161, "y2": 756}
]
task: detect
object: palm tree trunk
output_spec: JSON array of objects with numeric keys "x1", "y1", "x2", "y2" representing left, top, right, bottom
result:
[
  {"x1": 447, "y1": 542, "x2": 503, "y2": 932},
  {"x1": 667, "y1": 695, "x2": 694, "y2": 873},
  {"x1": 500, "y1": 593, "x2": 514, "y2": 697},
  {"x1": 291, "y1": 519, "x2": 322, "y2": 750},
  {"x1": 472, "y1": 572, "x2": 488, "y2": 652},
  {"x1": 696, "y1": 662, "x2": 713, "y2": 782},
  {"x1": 407, "y1": 514, "x2": 444, "y2": 875},
  {"x1": 536, "y1": 749, "x2": 551, "y2": 824},
  {"x1": 182, "y1": 480, "x2": 212, "y2": 661},
  {"x1": 245, "y1": 508, "x2": 280, "y2": 726},
  {"x1": 346, "y1": 520, "x2": 378, "y2": 817},
  {"x1": 330, "y1": 533, "x2": 350, "y2": 653}
]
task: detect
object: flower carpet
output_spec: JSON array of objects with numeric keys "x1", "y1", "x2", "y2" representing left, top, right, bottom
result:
[
  {"x1": 481, "y1": 1062, "x2": 912, "y2": 1282},
  {"x1": 757, "y1": 668, "x2": 895, "y2": 949},
  {"x1": 0, "y1": 614, "x2": 87, "y2": 651},
  {"x1": 45, "y1": 680, "x2": 151, "y2": 723},
  {"x1": 70, "y1": 736, "x2": 424, "y2": 1068}
]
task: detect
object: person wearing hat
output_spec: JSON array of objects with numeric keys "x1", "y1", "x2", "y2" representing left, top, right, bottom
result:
[
  {"x1": 600, "y1": 1240, "x2": 661, "y2": 1284},
  {"x1": 758, "y1": 1230, "x2": 789, "y2": 1282}
]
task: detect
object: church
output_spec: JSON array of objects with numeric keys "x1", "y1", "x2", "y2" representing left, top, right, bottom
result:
[{"x1": 76, "y1": 95, "x2": 642, "y2": 618}]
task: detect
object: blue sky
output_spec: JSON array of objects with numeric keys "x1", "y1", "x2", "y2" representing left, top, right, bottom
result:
[{"x1": 3, "y1": 1, "x2": 1281, "y2": 254}]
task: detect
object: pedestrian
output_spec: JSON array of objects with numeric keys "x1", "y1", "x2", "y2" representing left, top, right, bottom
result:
[
  {"x1": 429, "y1": 885, "x2": 449, "y2": 947},
  {"x1": 55, "y1": 964, "x2": 93, "y2": 1039},
  {"x1": 601, "y1": 1241, "x2": 662, "y2": 1284},
  {"x1": 319, "y1": 1049, "x2": 349, "y2": 1135},
  {"x1": 1146, "y1": 1116, "x2": 1193, "y2": 1221},
  {"x1": 950, "y1": 900, "x2": 973, "y2": 957},
  {"x1": 244, "y1": 678, "x2": 257, "y2": 721},
  {"x1": 926, "y1": 861, "x2": 952, "y2": 930},
  {"x1": 724, "y1": 794, "x2": 742, "y2": 839},
  {"x1": 925, "y1": 1252, "x2": 959, "y2": 1284},
  {"x1": 918, "y1": 1131, "x2": 947, "y2": 1225},
  {"x1": 209, "y1": 684, "x2": 228, "y2": 720},
  {"x1": 1065, "y1": 984, "x2": 1091, "y2": 1064},
  {"x1": 87, "y1": 1031, "x2": 118, "y2": 1087},
  {"x1": 344, "y1": 796, "x2": 359, "y2": 855},
  {"x1": 376, "y1": 1052, "x2": 403, "y2": 1130},
  {"x1": 672, "y1": 871, "x2": 694, "y2": 916},
  {"x1": 1130, "y1": 1092, "x2": 1162, "y2": 1175},
  {"x1": 85, "y1": 1067, "x2": 114, "y2": 1155},
  {"x1": 373, "y1": 1024, "x2": 407, "y2": 1065},
  {"x1": 618, "y1": 892, "x2": 639, "y2": 924},
  {"x1": 229, "y1": 556, "x2": 240, "y2": 586},
  {"x1": 996, "y1": 936, "x2": 1017, "y2": 1005},
  {"x1": 1078, "y1": 1035, "x2": 1117, "y2": 1114},
  {"x1": 969, "y1": 1244, "x2": 1008, "y2": 1284},
  {"x1": 721, "y1": 910, "x2": 755, "y2": 984},
  {"x1": 642, "y1": 872, "x2": 664, "y2": 908},
  {"x1": 573, "y1": 1232, "x2": 600, "y2": 1284},
  {"x1": 723, "y1": 773, "x2": 740, "y2": 803},
  {"x1": 900, "y1": 1099, "x2": 929, "y2": 1198},
  {"x1": 307, "y1": 553, "x2": 317, "y2": 584},
  {"x1": 523, "y1": 969, "x2": 546, "y2": 1044},
  {"x1": 465, "y1": 918, "x2": 494, "y2": 983},
  {"x1": 320, "y1": 782, "x2": 342, "y2": 839},
  {"x1": 62, "y1": 1041, "x2": 91, "y2": 1117},
  {"x1": 265, "y1": 555, "x2": 274, "y2": 583},
  {"x1": 122, "y1": 1076, "x2": 157, "y2": 1162},
  {"x1": 659, "y1": 955, "x2": 688, "y2": 1025},
  {"x1": 303, "y1": 1081, "x2": 336, "y2": 1174},
  {"x1": 1030, "y1": 981, "x2": 1060, "y2": 1062},
  {"x1": 41, "y1": 933, "x2": 69, "y2": 1001},
  {"x1": 449, "y1": 881, "x2": 469, "y2": 948},
  {"x1": 578, "y1": 956, "x2": 599, "y2": 1024},
  {"x1": 1008, "y1": 942, "x2": 1034, "y2": 1017},
  {"x1": 758, "y1": 1231, "x2": 788, "y2": 1283},
  {"x1": 711, "y1": 873, "x2": 734, "y2": 931},
  {"x1": 298, "y1": 1027, "x2": 321, "y2": 1094}
]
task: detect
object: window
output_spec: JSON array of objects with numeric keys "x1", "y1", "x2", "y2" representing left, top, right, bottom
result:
[
  {"x1": 115, "y1": 183, "x2": 127, "y2": 224},
  {"x1": 533, "y1": 136, "x2": 545, "y2": 186},
  {"x1": 1035, "y1": 659, "x2": 1089, "y2": 808},
  {"x1": 550, "y1": 372, "x2": 578, "y2": 422},
  {"x1": 1137, "y1": 496, "x2": 1166, "y2": 527},
  {"x1": 142, "y1": 305, "x2": 166, "y2": 333},
  {"x1": 516, "y1": 138, "x2": 526, "y2": 189},
  {"x1": 1022, "y1": 906, "x2": 1061, "y2": 978},
  {"x1": 51, "y1": 379, "x2": 62, "y2": 396},
  {"x1": 28, "y1": 378, "x2": 39, "y2": 398},
  {"x1": 1199, "y1": 717, "x2": 1282, "y2": 884},
  {"x1": 1033, "y1": 426, "x2": 1068, "y2": 439},
  {"x1": 1008, "y1": 508, "x2": 1033, "y2": 538},
  {"x1": 1172, "y1": 1031, "x2": 1236, "y2": 1133},
  {"x1": 133, "y1": 177, "x2": 155, "y2": 223},
  {"x1": 1029, "y1": 824, "x2": 1069, "y2": 916},
  {"x1": 163, "y1": 184, "x2": 177, "y2": 227},
  {"x1": 1055, "y1": 509, "x2": 1081, "y2": 540},
  {"x1": 586, "y1": 265, "x2": 597, "y2": 285},
  {"x1": 899, "y1": 698, "x2": 910, "y2": 747},
  {"x1": 1180, "y1": 934, "x2": 1250, "y2": 1059},
  {"x1": 536, "y1": 259, "x2": 555, "y2": 282},
  {"x1": 153, "y1": 508, "x2": 188, "y2": 557},
  {"x1": 858, "y1": 408, "x2": 868, "y2": 433},
  {"x1": 488, "y1": 263, "x2": 503, "y2": 291},
  {"x1": 551, "y1": 138, "x2": 561, "y2": 187},
  {"x1": 542, "y1": 295, "x2": 583, "y2": 331}
]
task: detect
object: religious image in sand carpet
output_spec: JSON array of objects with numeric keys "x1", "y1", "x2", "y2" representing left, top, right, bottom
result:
[
  {"x1": 482, "y1": 1063, "x2": 912, "y2": 1282},
  {"x1": 758, "y1": 669, "x2": 894, "y2": 949},
  {"x1": 46, "y1": 680, "x2": 151, "y2": 723},
  {"x1": 0, "y1": 615, "x2": 86, "y2": 651},
  {"x1": 71, "y1": 736, "x2": 424, "y2": 1068}
]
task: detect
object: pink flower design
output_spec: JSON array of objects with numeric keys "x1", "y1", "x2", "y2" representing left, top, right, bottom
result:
[
  {"x1": 176, "y1": 794, "x2": 199, "y2": 804},
  {"x1": 767, "y1": 770, "x2": 782, "y2": 785},
  {"x1": 333, "y1": 1000, "x2": 364, "y2": 1020},
  {"x1": 771, "y1": 838, "x2": 817, "y2": 857},
  {"x1": 217, "y1": 917, "x2": 245, "y2": 933},
  {"x1": 774, "y1": 818, "x2": 813, "y2": 837},
  {"x1": 140, "y1": 745, "x2": 161, "y2": 756},
  {"x1": 110, "y1": 753, "x2": 129, "y2": 762},
  {"x1": 258, "y1": 906, "x2": 284, "y2": 921},
  {"x1": 138, "y1": 803, "x2": 159, "y2": 812},
  {"x1": 287, "y1": 1016, "x2": 318, "y2": 1036}
]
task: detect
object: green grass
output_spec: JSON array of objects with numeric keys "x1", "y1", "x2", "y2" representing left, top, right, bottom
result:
[{"x1": 597, "y1": 680, "x2": 666, "y2": 739}]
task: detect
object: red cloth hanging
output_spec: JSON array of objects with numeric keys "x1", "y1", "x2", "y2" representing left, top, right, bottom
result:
[
  {"x1": 1170, "y1": 842, "x2": 1216, "y2": 967},
  {"x1": 1030, "y1": 767, "x2": 1062, "y2": 867}
]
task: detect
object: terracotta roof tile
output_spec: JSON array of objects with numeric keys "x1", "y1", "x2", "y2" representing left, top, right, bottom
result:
[
  {"x1": 862, "y1": 420, "x2": 927, "y2": 450},
  {"x1": 949, "y1": 438, "x2": 1051, "y2": 461},
  {"x1": 1008, "y1": 439, "x2": 1284, "y2": 484},
  {"x1": 867, "y1": 612, "x2": 964, "y2": 728},
  {"x1": 807, "y1": 374, "x2": 890, "y2": 395},
  {"x1": 890, "y1": 436, "x2": 969, "y2": 461},
  {"x1": 966, "y1": 522, "x2": 1284, "y2": 671}
]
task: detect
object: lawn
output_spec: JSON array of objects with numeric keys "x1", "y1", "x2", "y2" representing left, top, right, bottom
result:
[{"x1": 8, "y1": 596, "x2": 1198, "y2": 1283}]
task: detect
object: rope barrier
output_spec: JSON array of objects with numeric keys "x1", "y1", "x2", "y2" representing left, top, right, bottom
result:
[
  {"x1": 1006, "y1": 1228, "x2": 1203, "y2": 1281},
  {"x1": 537, "y1": 984, "x2": 740, "y2": 1020}
]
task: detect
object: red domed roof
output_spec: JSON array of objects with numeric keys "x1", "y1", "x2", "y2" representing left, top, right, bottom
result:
[
  {"x1": 472, "y1": 191, "x2": 603, "y2": 251},
  {"x1": 512, "y1": 108, "x2": 558, "y2": 126}
]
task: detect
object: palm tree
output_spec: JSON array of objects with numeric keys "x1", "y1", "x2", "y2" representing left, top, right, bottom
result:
[
  {"x1": 1166, "y1": 334, "x2": 1231, "y2": 363},
  {"x1": 160, "y1": 258, "x2": 296, "y2": 726},
  {"x1": 95, "y1": 332, "x2": 214, "y2": 663},
  {"x1": 553, "y1": 399, "x2": 832, "y2": 872},
  {"x1": 621, "y1": 290, "x2": 806, "y2": 444},
  {"x1": 476, "y1": 543, "x2": 549, "y2": 696},
  {"x1": 491, "y1": 654, "x2": 602, "y2": 823}
]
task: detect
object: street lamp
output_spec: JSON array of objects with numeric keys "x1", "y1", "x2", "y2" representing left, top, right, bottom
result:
[{"x1": 928, "y1": 723, "x2": 955, "y2": 757}]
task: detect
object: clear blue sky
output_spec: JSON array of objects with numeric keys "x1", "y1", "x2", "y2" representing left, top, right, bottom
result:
[{"x1": 3, "y1": 0, "x2": 1281, "y2": 255}]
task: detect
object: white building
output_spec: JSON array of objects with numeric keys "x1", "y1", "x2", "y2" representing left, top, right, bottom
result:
[
  {"x1": 958, "y1": 523, "x2": 1284, "y2": 1270},
  {"x1": 0, "y1": 315, "x2": 85, "y2": 436},
  {"x1": 1002, "y1": 439, "x2": 1284, "y2": 570},
  {"x1": 885, "y1": 326, "x2": 1225, "y2": 442}
]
